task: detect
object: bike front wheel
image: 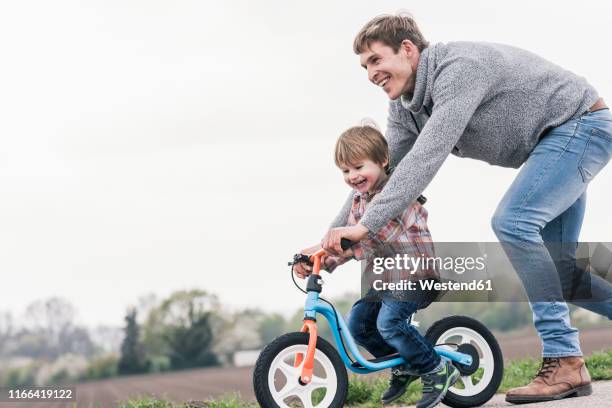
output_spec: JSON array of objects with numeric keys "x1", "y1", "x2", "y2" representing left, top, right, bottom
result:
[{"x1": 253, "y1": 332, "x2": 348, "y2": 408}]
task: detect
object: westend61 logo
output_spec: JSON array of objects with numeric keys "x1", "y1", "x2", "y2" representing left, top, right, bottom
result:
[
  {"x1": 362, "y1": 243, "x2": 612, "y2": 302},
  {"x1": 372, "y1": 254, "x2": 486, "y2": 275}
]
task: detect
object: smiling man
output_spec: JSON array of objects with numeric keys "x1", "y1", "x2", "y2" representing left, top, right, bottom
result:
[{"x1": 303, "y1": 12, "x2": 612, "y2": 404}]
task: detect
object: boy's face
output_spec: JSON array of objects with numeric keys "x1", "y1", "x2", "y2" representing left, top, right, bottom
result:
[
  {"x1": 339, "y1": 159, "x2": 387, "y2": 194},
  {"x1": 359, "y1": 40, "x2": 418, "y2": 100}
]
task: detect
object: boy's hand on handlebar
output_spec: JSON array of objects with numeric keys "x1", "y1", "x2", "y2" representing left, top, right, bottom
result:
[
  {"x1": 293, "y1": 244, "x2": 321, "y2": 279},
  {"x1": 321, "y1": 224, "x2": 369, "y2": 256}
]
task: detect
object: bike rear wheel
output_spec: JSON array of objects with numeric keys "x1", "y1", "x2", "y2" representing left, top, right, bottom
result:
[
  {"x1": 425, "y1": 315, "x2": 504, "y2": 408},
  {"x1": 253, "y1": 332, "x2": 348, "y2": 408}
]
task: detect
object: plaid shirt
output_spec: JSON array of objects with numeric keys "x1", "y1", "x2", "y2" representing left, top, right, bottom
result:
[{"x1": 325, "y1": 186, "x2": 437, "y2": 281}]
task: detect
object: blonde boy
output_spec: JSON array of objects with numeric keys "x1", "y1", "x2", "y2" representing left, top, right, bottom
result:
[{"x1": 295, "y1": 124, "x2": 458, "y2": 407}]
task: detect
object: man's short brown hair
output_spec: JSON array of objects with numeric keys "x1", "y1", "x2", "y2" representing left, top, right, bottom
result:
[
  {"x1": 334, "y1": 124, "x2": 389, "y2": 170},
  {"x1": 353, "y1": 13, "x2": 429, "y2": 54}
]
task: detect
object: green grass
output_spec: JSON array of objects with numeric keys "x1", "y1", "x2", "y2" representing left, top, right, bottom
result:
[
  {"x1": 345, "y1": 374, "x2": 423, "y2": 407},
  {"x1": 585, "y1": 349, "x2": 612, "y2": 380},
  {"x1": 119, "y1": 393, "x2": 257, "y2": 408},
  {"x1": 120, "y1": 396, "x2": 178, "y2": 408},
  {"x1": 120, "y1": 349, "x2": 612, "y2": 407}
]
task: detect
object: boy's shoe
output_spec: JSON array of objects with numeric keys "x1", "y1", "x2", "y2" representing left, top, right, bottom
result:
[
  {"x1": 416, "y1": 359, "x2": 460, "y2": 408},
  {"x1": 382, "y1": 365, "x2": 418, "y2": 405}
]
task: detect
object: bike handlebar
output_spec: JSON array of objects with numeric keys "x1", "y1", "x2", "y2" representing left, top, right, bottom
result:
[
  {"x1": 306, "y1": 239, "x2": 357, "y2": 275},
  {"x1": 340, "y1": 238, "x2": 355, "y2": 251},
  {"x1": 289, "y1": 239, "x2": 358, "y2": 276}
]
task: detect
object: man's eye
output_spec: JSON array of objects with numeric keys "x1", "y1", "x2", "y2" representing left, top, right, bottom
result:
[
  {"x1": 342, "y1": 169, "x2": 349, "y2": 174},
  {"x1": 356, "y1": 165, "x2": 363, "y2": 170}
]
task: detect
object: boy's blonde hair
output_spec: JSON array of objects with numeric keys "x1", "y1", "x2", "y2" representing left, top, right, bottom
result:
[
  {"x1": 353, "y1": 12, "x2": 429, "y2": 54},
  {"x1": 334, "y1": 124, "x2": 389, "y2": 171}
]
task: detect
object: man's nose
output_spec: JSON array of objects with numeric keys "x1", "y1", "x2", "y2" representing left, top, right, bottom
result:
[{"x1": 367, "y1": 67, "x2": 376, "y2": 83}]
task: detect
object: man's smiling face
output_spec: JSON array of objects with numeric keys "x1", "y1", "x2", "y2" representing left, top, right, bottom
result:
[{"x1": 359, "y1": 40, "x2": 419, "y2": 100}]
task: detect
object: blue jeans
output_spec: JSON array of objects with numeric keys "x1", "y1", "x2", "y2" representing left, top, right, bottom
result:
[
  {"x1": 347, "y1": 297, "x2": 440, "y2": 374},
  {"x1": 492, "y1": 109, "x2": 612, "y2": 357}
]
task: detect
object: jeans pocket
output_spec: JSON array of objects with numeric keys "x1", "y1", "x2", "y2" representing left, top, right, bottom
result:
[{"x1": 578, "y1": 127, "x2": 612, "y2": 183}]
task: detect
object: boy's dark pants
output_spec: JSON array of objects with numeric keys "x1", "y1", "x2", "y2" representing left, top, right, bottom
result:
[{"x1": 347, "y1": 297, "x2": 440, "y2": 374}]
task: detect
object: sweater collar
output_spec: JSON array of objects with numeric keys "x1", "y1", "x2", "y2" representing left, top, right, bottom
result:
[{"x1": 400, "y1": 43, "x2": 437, "y2": 114}]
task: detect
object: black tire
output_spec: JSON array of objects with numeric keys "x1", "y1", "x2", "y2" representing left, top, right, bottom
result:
[
  {"x1": 253, "y1": 332, "x2": 348, "y2": 408},
  {"x1": 425, "y1": 316, "x2": 504, "y2": 408}
]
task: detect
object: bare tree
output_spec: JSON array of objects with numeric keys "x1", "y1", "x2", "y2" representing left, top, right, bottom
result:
[
  {"x1": 24, "y1": 297, "x2": 76, "y2": 341},
  {"x1": 17, "y1": 297, "x2": 94, "y2": 358}
]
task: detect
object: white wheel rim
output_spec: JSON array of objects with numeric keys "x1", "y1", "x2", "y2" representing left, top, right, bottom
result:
[
  {"x1": 436, "y1": 327, "x2": 495, "y2": 397},
  {"x1": 267, "y1": 344, "x2": 338, "y2": 408}
]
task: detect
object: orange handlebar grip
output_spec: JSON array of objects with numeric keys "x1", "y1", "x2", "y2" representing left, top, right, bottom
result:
[{"x1": 309, "y1": 249, "x2": 326, "y2": 276}]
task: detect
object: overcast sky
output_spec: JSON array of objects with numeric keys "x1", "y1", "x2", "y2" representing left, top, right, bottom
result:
[{"x1": 1, "y1": 1, "x2": 611, "y2": 327}]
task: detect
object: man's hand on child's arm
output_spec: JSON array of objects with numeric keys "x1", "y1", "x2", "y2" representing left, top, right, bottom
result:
[
  {"x1": 321, "y1": 224, "x2": 369, "y2": 256},
  {"x1": 293, "y1": 243, "x2": 321, "y2": 279}
]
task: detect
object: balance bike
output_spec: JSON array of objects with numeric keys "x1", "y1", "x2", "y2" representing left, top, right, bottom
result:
[{"x1": 253, "y1": 240, "x2": 503, "y2": 408}]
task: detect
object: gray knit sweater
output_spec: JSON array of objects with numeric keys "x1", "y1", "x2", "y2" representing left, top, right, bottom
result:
[{"x1": 332, "y1": 41, "x2": 599, "y2": 233}]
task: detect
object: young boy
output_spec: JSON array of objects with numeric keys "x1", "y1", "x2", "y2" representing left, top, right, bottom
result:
[{"x1": 294, "y1": 124, "x2": 458, "y2": 408}]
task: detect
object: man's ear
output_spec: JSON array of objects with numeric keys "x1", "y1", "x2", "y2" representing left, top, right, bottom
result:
[{"x1": 400, "y1": 39, "x2": 416, "y2": 55}]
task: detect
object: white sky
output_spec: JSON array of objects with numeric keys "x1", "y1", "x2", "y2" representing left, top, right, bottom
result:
[{"x1": 1, "y1": 0, "x2": 611, "y2": 327}]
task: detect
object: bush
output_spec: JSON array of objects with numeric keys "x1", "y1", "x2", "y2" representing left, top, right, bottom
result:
[
  {"x1": 49, "y1": 369, "x2": 70, "y2": 385},
  {"x1": 2, "y1": 364, "x2": 38, "y2": 387},
  {"x1": 147, "y1": 355, "x2": 171, "y2": 373},
  {"x1": 35, "y1": 353, "x2": 88, "y2": 385},
  {"x1": 82, "y1": 354, "x2": 119, "y2": 380}
]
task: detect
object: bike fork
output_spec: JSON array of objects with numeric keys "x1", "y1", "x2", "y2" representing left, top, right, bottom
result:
[{"x1": 295, "y1": 319, "x2": 317, "y2": 384}]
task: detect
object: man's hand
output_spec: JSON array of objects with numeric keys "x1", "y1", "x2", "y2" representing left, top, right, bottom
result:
[
  {"x1": 321, "y1": 224, "x2": 369, "y2": 256},
  {"x1": 293, "y1": 243, "x2": 321, "y2": 279}
]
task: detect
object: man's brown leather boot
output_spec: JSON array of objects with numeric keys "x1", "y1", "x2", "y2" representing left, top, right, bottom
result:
[{"x1": 505, "y1": 356, "x2": 592, "y2": 404}]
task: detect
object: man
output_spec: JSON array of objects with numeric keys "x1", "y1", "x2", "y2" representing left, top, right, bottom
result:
[{"x1": 296, "y1": 13, "x2": 612, "y2": 404}]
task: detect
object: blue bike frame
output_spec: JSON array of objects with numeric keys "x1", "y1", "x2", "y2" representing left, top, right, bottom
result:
[{"x1": 304, "y1": 291, "x2": 473, "y2": 374}]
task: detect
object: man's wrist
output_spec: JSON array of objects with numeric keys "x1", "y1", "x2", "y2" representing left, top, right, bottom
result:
[
  {"x1": 359, "y1": 216, "x2": 380, "y2": 235},
  {"x1": 354, "y1": 223, "x2": 369, "y2": 240}
]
